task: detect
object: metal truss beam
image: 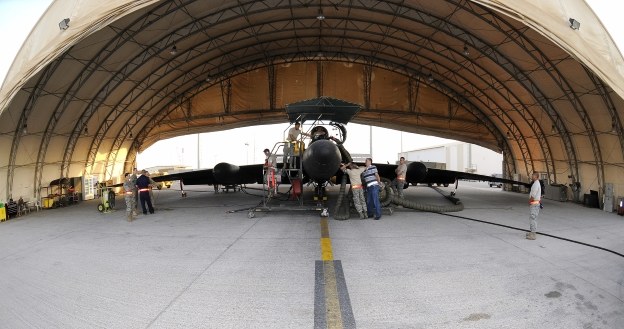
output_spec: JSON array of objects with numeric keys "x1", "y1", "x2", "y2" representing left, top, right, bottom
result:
[{"x1": 6, "y1": 59, "x2": 62, "y2": 200}]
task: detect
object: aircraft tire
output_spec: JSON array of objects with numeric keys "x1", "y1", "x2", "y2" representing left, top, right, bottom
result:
[{"x1": 108, "y1": 191, "x2": 116, "y2": 209}]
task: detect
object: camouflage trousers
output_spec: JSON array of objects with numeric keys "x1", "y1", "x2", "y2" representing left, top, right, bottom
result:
[
  {"x1": 529, "y1": 204, "x2": 540, "y2": 232},
  {"x1": 392, "y1": 178, "x2": 405, "y2": 198},
  {"x1": 351, "y1": 188, "x2": 366, "y2": 214},
  {"x1": 125, "y1": 194, "x2": 136, "y2": 215}
]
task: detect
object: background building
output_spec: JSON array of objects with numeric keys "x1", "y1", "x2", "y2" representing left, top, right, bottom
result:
[{"x1": 400, "y1": 142, "x2": 503, "y2": 176}]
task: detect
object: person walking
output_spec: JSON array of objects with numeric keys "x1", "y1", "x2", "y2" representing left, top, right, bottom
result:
[
  {"x1": 526, "y1": 172, "x2": 542, "y2": 240},
  {"x1": 136, "y1": 170, "x2": 154, "y2": 215},
  {"x1": 340, "y1": 162, "x2": 367, "y2": 219},
  {"x1": 392, "y1": 156, "x2": 407, "y2": 199},
  {"x1": 123, "y1": 173, "x2": 136, "y2": 221},
  {"x1": 362, "y1": 158, "x2": 382, "y2": 220}
]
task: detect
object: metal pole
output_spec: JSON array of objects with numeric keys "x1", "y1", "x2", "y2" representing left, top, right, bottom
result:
[
  {"x1": 369, "y1": 125, "x2": 373, "y2": 158},
  {"x1": 197, "y1": 133, "x2": 200, "y2": 169},
  {"x1": 245, "y1": 143, "x2": 249, "y2": 164}
]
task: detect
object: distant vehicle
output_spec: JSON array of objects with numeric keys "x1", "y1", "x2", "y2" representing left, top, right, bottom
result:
[{"x1": 489, "y1": 174, "x2": 503, "y2": 188}]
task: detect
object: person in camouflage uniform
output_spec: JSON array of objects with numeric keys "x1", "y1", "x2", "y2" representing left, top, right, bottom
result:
[
  {"x1": 340, "y1": 162, "x2": 367, "y2": 219},
  {"x1": 130, "y1": 168, "x2": 138, "y2": 216},
  {"x1": 392, "y1": 157, "x2": 407, "y2": 199},
  {"x1": 123, "y1": 173, "x2": 136, "y2": 222}
]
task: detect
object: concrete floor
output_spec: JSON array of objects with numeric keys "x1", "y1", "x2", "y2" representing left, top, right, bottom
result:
[{"x1": 0, "y1": 181, "x2": 623, "y2": 328}]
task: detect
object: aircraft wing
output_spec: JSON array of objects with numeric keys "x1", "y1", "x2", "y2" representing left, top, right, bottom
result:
[
  {"x1": 151, "y1": 163, "x2": 268, "y2": 186},
  {"x1": 426, "y1": 168, "x2": 531, "y2": 187},
  {"x1": 105, "y1": 163, "x2": 271, "y2": 188},
  {"x1": 371, "y1": 162, "x2": 530, "y2": 187},
  {"x1": 150, "y1": 168, "x2": 218, "y2": 185}
]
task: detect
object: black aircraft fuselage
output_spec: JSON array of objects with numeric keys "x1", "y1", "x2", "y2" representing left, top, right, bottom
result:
[{"x1": 301, "y1": 139, "x2": 342, "y2": 183}]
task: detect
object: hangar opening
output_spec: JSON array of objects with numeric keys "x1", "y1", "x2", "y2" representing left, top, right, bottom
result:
[{"x1": 1, "y1": 0, "x2": 623, "y2": 211}]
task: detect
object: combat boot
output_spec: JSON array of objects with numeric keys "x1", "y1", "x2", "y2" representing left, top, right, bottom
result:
[
  {"x1": 525, "y1": 232, "x2": 536, "y2": 240},
  {"x1": 359, "y1": 211, "x2": 366, "y2": 219}
]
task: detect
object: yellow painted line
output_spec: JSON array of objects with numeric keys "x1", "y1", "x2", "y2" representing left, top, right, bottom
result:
[
  {"x1": 319, "y1": 216, "x2": 342, "y2": 328},
  {"x1": 320, "y1": 217, "x2": 333, "y2": 260},
  {"x1": 323, "y1": 260, "x2": 343, "y2": 329},
  {"x1": 320, "y1": 217, "x2": 330, "y2": 238},
  {"x1": 321, "y1": 238, "x2": 333, "y2": 261}
]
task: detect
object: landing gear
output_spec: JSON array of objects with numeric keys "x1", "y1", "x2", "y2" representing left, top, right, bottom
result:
[
  {"x1": 450, "y1": 179, "x2": 459, "y2": 197},
  {"x1": 180, "y1": 180, "x2": 187, "y2": 197},
  {"x1": 314, "y1": 185, "x2": 327, "y2": 201}
]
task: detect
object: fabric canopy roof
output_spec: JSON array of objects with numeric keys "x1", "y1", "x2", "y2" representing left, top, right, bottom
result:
[{"x1": 0, "y1": 0, "x2": 623, "y2": 203}]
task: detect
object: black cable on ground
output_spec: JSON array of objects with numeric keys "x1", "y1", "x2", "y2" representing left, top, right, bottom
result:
[
  {"x1": 437, "y1": 212, "x2": 624, "y2": 259},
  {"x1": 226, "y1": 199, "x2": 265, "y2": 213}
]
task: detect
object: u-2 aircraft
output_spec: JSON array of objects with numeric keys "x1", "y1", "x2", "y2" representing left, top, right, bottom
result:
[
  {"x1": 150, "y1": 132, "x2": 528, "y2": 197},
  {"x1": 148, "y1": 97, "x2": 529, "y2": 196}
]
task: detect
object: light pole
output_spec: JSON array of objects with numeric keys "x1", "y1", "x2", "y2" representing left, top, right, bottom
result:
[{"x1": 245, "y1": 142, "x2": 249, "y2": 164}]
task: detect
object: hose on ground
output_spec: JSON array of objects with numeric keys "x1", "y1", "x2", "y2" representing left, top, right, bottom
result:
[
  {"x1": 337, "y1": 177, "x2": 464, "y2": 219},
  {"x1": 385, "y1": 178, "x2": 464, "y2": 212},
  {"x1": 390, "y1": 194, "x2": 464, "y2": 212},
  {"x1": 333, "y1": 174, "x2": 351, "y2": 220},
  {"x1": 379, "y1": 178, "x2": 394, "y2": 207}
]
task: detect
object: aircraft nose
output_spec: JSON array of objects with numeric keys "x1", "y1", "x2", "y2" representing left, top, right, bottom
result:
[{"x1": 302, "y1": 140, "x2": 342, "y2": 182}]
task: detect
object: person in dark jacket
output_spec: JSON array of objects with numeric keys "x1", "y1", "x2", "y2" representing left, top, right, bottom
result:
[{"x1": 136, "y1": 170, "x2": 154, "y2": 215}]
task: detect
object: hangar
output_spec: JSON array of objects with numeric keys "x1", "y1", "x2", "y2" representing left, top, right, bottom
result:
[{"x1": 1, "y1": 0, "x2": 623, "y2": 205}]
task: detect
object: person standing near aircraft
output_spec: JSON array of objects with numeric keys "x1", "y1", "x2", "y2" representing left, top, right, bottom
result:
[
  {"x1": 284, "y1": 121, "x2": 309, "y2": 168},
  {"x1": 362, "y1": 158, "x2": 382, "y2": 220},
  {"x1": 526, "y1": 172, "x2": 542, "y2": 240},
  {"x1": 130, "y1": 167, "x2": 139, "y2": 217},
  {"x1": 263, "y1": 148, "x2": 277, "y2": 197},
  {"x1": 392, "y1": 156, "x2": 407, "y2": 199},
  {"x1": 146, "y1": 171, "x2": 157, "y2": 207},
  {"x1": 136, "y1": 170, "x2": 154, "y2": 215},
  {"x1": 123, "y1": 173, "x2": 136, "y2": 222},
  {"x1": 340, "y1": 162, "x2": 368, "y2": 219}
]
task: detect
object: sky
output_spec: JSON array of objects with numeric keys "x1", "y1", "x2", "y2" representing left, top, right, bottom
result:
[{"x1": 1, "y1": 0, "x2": 622, "y2": 169}]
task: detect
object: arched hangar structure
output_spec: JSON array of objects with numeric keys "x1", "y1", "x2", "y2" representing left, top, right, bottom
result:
[{"x1": 1, "y1": 0, "x2": 623, "y2": 204}]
